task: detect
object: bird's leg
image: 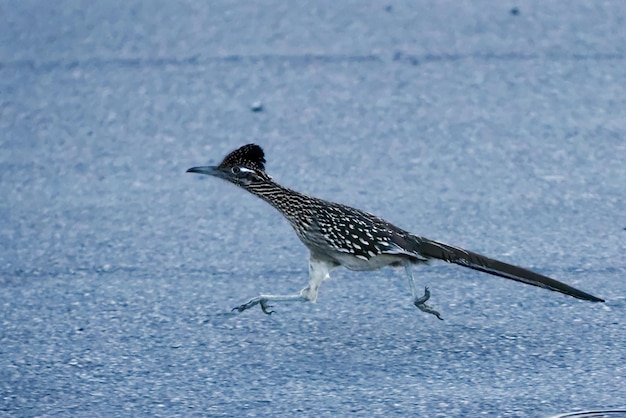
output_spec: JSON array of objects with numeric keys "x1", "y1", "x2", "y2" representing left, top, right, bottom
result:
[
  {"x1": 233, "y1": 256, "x2": 335, "y2": 315},
  {"x1": 232, "y1": 294, "x2": 307, "y2": 315},
  {"x1": 404, "y1": 264, "x2": 443, "y2": 320}
]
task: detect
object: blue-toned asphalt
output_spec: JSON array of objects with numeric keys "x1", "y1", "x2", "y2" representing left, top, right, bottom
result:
[{"x1": 1, "y1": 1, "x2": 625, "y2": 416}]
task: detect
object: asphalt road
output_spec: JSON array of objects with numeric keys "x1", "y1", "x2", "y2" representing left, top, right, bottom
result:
[{"x1": 1, "y1": 1, "x2": 625, "y2": 416}]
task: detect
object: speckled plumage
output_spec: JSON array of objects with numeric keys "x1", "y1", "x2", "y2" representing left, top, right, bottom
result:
[{"x1": 187, "y1": 144, "x2": 604, "y2": 318}]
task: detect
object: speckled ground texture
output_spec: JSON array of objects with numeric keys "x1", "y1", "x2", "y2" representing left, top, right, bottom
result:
[{"x1": 1, "y1": 1, "x2": 626, "y2": 417}]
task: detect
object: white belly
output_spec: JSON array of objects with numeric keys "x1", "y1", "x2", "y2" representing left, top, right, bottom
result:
[{"x1": 331, "y1": 252, "x2": 416, "y2": 271}]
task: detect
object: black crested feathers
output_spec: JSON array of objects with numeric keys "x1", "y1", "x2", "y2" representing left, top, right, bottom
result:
[{"x1": 219, "y1": 143, "x2": 266, "y2": 172}]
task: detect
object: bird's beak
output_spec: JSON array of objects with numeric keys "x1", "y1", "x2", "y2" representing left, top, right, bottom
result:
[{"x1": 186, "y1": 165, "x2": 223, "y2": 178}]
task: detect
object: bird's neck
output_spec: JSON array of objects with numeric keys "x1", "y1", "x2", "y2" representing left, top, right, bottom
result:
[{"x1": 244, "y1": 180, "x2": 313, "y2": 223}]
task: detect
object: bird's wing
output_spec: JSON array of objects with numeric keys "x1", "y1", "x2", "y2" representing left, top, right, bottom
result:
[
  {"x1": 302, "y1": 203, "x2": 422, "y2": 262},
  {"x1": 416, "y1": 237, "x2": 604, "y2": 302}
]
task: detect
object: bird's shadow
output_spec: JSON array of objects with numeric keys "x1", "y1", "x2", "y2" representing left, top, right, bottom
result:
[{"x1": 200, "y1": 310, "x2": 241, "y2": 325}]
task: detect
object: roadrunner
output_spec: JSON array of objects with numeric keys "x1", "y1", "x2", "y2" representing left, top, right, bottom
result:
[{"x1": 187, "y1": 144, "x2": 604, "y2": 319}]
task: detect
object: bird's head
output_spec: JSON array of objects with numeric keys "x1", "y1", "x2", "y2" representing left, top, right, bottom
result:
[{"x1": 186, "y1": 143, "x2": 271, "y2": 187}]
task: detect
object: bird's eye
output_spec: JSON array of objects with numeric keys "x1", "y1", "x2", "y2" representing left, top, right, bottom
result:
[{"x1": 231, "y1": 166, "x2": 241, "y2": 174}]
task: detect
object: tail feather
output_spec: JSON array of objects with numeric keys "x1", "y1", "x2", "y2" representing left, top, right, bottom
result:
[{"x1": 417, "y1": 238, "x2": 604, "y2": 302}]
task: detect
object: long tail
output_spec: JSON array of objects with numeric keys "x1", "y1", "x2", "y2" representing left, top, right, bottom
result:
[{"x1": 416, "y1": 237, "x2": 604, "y2": 302}]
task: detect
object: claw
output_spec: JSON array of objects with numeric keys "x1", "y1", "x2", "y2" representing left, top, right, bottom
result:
[
  {"x1": 414, "y1": 286, "x2": 431, "y2": 305},
  {"x1": 231, "y1": 296, "x2": 274, "y2": 314},
  {"x1": 232, "y1": 305, "x2": 246, "y2": 313},
  {"x1": 414, "y1": 286, "x2": 443, "y2": 320},
  {"x1": 260, "y1": 300, "x2": 274, "y2": 315},
  {"x1": 232, "y1": 297, "x2": 260, "y2": 313},
  {"x1": 232, "y1": 294, "x2": 307, "y2": 315}
]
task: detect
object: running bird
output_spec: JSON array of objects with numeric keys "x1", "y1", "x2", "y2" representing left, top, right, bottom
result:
[{"x1": 187, "y1": 144, "x2": 604, "y2": 319}]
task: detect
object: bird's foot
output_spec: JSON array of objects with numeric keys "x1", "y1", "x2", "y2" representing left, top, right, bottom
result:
[
  {"x1": 413, "y1": 287, "x2": 443, "y2": 320},
  {"x1": 232, "y1": 296, "x2": 274, "y2": 315}
]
